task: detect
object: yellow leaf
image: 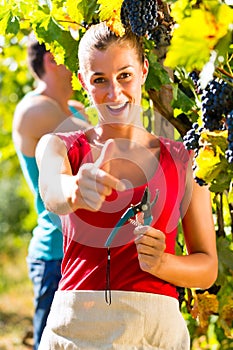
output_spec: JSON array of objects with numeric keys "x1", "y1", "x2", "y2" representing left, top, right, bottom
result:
[
  {"x1": 217, "y1": 4, "x2": 233, "y2": 36},
  {"x1": 165, "y1": 4, "x2": 233, "y2": 71},
  {"x1": 170, "y1": 0, "x2": 196, "y2": 22},
  {"x1": 97, "y1": 0, "x2": 125, "y2": 36},
  {"x1": 97, "y1": 0, "x2": 123, "y2": 21},
  {"x1": 66, "y1": 0, "x2": 83, "y2": 25},
  {"x1": 106, "y1": 12, "x2": 125, "y2": 37},
  {"x1": 194, "y1": 146, "x2": 222, "y2": 182},
  {"x1": 191, "y1": 291, "x2": 219, "y2": 330}
]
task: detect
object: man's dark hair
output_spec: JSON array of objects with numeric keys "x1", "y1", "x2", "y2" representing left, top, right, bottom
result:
[{"x1": 27, "y1": 35, "x2": 48, "y2": 78}]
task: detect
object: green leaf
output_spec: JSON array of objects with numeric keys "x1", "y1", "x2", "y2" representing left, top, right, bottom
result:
[
  {"x1": 6, "y1": 14, "x2": 20, "y2": 35},
  {"x1": 34, "y1": 17, "x2": 79, "y2": 72},
  {"x1": 0, "y1": 10, "x2": 11, "y2": 35},
  {"x1": 145, "y1": 54, "x2": 170, "y2": 91},
  {"x1": 215, "y1": 31, "x2": 233, "y2": 64},
  {"x1": 228, "y1": 181, "x2": 233, "y2": 204},
  {"x1": 209, "y1": 171, "x2": 233, "y2": 193},
  {"x1": 171, "y1": 84, "x2": 195, "y2": 112},
  {"x1": 218, "y1": 236, "x2": 233, "y2": 271}
]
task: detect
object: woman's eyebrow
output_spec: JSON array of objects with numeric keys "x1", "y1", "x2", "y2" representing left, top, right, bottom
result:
[{"x1": 92, "y1": 65, "x2": 133, "y2": 76}]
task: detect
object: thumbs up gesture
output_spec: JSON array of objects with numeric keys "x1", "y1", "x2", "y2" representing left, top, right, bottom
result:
[{"x1": 72, "y1": 139, "x2": 125, "y2": 212}]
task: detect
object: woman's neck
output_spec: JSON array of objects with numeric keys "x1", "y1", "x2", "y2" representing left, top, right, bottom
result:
[{"x1": 94, "y1": 122, "x2": 145, "y2": 143}]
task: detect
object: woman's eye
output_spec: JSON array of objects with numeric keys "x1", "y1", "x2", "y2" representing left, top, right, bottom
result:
[
  {"x1": 93, "y1": 77, "x2": 105, "y2": 84},
  {"x1": 119, "y1": 72, "x2": 131, "y2": 80}
]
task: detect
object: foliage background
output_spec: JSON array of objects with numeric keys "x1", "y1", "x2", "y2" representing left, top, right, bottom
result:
[{"x1": 0, "y1": 0, "x2": 233, "y2": 348}]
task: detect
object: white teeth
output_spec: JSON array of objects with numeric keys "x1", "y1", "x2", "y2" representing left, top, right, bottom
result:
[{"x1": 108, "y1": 102, "x2": 127, "y2": 110}]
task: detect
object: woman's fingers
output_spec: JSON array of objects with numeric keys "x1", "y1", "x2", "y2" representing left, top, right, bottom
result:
[{"x1": 134, "y1": 226, "x2": 166, "y2": 273}]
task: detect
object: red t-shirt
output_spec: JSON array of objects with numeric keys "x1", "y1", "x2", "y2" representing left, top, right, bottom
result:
[{"x1": 56, "y1": 131, "x2": 190, "y2": 299}]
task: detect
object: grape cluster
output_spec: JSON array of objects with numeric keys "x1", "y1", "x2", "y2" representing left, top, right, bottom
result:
[
  {"x1": 189, "y1": 70, "x2": 202, "y2": 95},
  {"x1": 121, "y1": 0, "x2": 158, "y2": 37},
  {"x1": 148, "y1": 7, "x2": 174, "y2": 48},
  {"x1": 183, "y1": 122, "x2": 202, "y2": 154},
  {"x1": 183, "y1": 123, "x2": 208, "y2": 186},
  {"x1": 201, "y1": 78, "x2": 233, "y2": 131},
  {"x1": 225, "y1": 110, "x2": 233, "y2": 164},
  {"x1": 148, "y1": 23, "x2": 171, "y2": 47}
]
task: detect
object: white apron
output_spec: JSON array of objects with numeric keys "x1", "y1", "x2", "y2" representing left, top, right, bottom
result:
[{"x1": 39, "y1": 290, "x2": 190, "y2": 350}]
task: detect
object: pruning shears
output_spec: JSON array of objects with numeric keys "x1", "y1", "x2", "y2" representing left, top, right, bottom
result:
[{"x1": 104, "y1": 186, "x2": 159, "y2": 247}]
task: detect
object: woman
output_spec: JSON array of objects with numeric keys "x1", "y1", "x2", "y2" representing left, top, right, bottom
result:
[{"x1": 37, "y1": 22, "x2": 218, "y2": 349}]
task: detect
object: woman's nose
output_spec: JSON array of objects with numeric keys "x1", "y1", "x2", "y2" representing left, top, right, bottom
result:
[{"x1": 107, "y1": 81, "x2": 121, "y2": 100}]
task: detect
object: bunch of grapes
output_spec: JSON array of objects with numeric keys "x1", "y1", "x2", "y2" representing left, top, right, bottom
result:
[
  {"x1": 183, "y1": 123, "x2": 208, "y2": 186},
  {"x1": 121, "y1": 0, "x2": 158, "y2": 37},
  {"x1": 225, "y1": 110, "x2": 233, "y2": 164},
  {"x1": 148, "y1": 1, "x2": 174, "y2": 48},
  {"x1": 183, "y1": 122, "x2": 203, "y2": 154},
  {"x1": 201, "y1": 78, "x2": 233, "y2": 131},
  {"x1": 189, "y1": 70, "x2": 202, "y2": 95}
]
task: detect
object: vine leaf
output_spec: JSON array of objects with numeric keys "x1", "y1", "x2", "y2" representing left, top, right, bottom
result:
[
  {"x1": 97, "y1": 0, "x2": 123, "y2": 20},
  {"x1": 33, "y1": 18, "x2": 79, "y2": 71},
  {"x1": 66, "y1": 0, "x2": 84, "y2": 25},
  {"x1": 216, "y1": 236, "x2": 233, "y2": 286},
  {"x1": 145, "y1": 52, "x2": 170, "y2": 91},
  {"x1": 194, "y1": 130, "x2": 233, "y2": 191},
  {"x1": 228, "y1": 181, "x2": 233, "y2": 204},
  {"x1": 171, "y1": 84, "x2": 195, "y2": 113},
  {"x1": 6, "y1": 13, "x2": 20, "y2": 35},
  {"x1": 190, "y1": 291, "x2": 219, "y2": 332},
  {"x1": 0, "y1": 10, "x2": 11, "y2": 35},
  {"x1": 164, "y1": 4, "x2": 233, "y2": 71},
  {"x1": 97, "y1": 0, "x2": 125, "y2": 36}
]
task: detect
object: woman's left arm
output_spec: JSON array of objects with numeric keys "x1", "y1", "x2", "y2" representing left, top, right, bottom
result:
[{"x1": 134, "y1": 180, "x2": 218, "y2": 289}]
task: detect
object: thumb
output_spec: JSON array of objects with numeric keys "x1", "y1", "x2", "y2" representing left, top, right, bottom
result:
[
  {"x1": 95, "y1": 138, "x2": 115, "y2": 173},
  {"x1": 94, "y1": 139, "x2": 126, "y2": 192}
]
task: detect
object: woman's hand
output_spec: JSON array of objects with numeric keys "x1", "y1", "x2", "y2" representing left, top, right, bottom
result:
[
  {"x1": 134, "y1": 225, "x2": 166, "y2": 274},
  {"x1": 72, "y1": 139, "x2": 125, "y2": 212}
]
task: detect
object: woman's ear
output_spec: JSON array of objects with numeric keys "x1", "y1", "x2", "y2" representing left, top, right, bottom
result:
[
  {"x1": 78, "y1": 71, "x2": 88, "y2": 91},
  {"x1": 141, "y1": 58, "x2": 149, "y2": 85}
]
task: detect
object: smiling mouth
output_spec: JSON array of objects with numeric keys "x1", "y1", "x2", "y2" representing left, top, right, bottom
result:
[{"x1": 107, "y1": 102, "x2": 129, "y2": 113}]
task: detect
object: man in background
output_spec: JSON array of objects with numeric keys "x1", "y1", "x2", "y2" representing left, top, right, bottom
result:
[{"x1": 12, "y1": 35, "x2": 89, "y2": 350}]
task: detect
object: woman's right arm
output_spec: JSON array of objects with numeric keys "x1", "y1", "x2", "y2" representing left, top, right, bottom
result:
[
  {"x1": 36, "y1": 134, "x2": 78, "y2": 214},
  {"x1": 36, "y1": 134, "x2": 125, "y2": 215}
]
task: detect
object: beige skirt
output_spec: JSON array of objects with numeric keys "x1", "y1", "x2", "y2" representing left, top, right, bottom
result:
[{"x1": 38, "y1": 290, "x2": 190, "y2": 350}]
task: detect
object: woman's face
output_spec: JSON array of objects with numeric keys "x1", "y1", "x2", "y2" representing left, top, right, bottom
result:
[{"x1": 79, "y1": 42, "x2": 149, "y2": 124}]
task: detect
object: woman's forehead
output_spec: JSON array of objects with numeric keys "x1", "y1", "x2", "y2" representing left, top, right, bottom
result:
[{"x1": 84, "y1": 44, "x2": 140, "y2": 70}]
